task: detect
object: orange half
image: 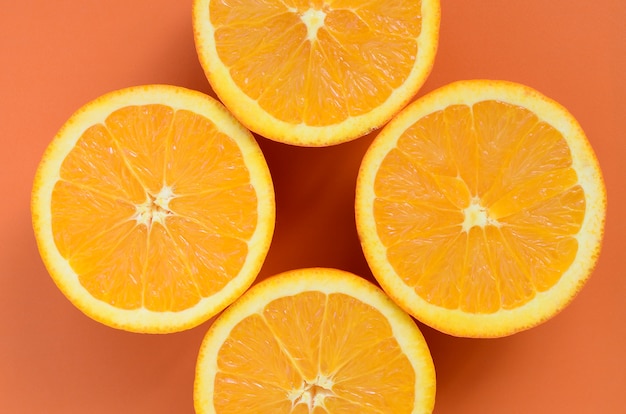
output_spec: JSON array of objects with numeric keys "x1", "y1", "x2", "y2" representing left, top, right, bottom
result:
[
  {"x1": 193, "y1": 0, "x2": 440, "y2": 146},
  {"x1": 32, "y1": 85, "x2": 275, "y2": 333},
  {"x1": 355, "y1": 80, "x2": 606, "y2": 338},
  {"x1": 194, "y1": 267, "x2": 436, "y2": 413}
]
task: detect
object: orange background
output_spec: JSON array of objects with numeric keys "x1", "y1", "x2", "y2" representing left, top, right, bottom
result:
[{"x1": 1, "y1": 1, "x2": 624, "y2": 412}]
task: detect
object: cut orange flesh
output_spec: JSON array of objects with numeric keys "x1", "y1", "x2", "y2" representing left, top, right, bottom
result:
[
  {"x1": 32, "y1": 85, "x2": 275, "y2": 333},
  {"x1": 193, "y1": 0, "x2": 440, "y2": 146},
  {"x1": 194, "y1": 268, "x2": 436, "y2": 413},
  {"x1": 355, "y1": 80, "x2": 606, "y2": 337}
]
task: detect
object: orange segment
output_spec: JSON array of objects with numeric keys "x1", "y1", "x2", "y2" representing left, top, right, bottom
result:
[
  {"x1": 169, "y1": 187, "x2": 257, "y2": 239},
  {"x1": 104, "y1": 104, "x2": 173, "y2": 194},
  {"x1": 166, "y1": 109, "x2": 251, "y2": 192},
  {"x1": 74, "y1": 221, "x2": 147, "y2": 310},
  {"x1": 193, "y1": 0, "x2": 440, "y2": 146},
  {"x1": 165, "y1": 216, "x2": 248, "y2": 297},
  {"x1": 263, "y1": 291, "x2": 326, "y2": 380},
  {"x1": 355, "y1": 80, "x2": 606, "y2": 337},
  {"x1": 58, "y1": 123, "x2": 146, "y2": 203},
  {"x1": 31, "y1": 85, "x2": 275, "y2": 333},
  {"x1": 194, "y1": 268, "x2": 436, "y2": 413}
]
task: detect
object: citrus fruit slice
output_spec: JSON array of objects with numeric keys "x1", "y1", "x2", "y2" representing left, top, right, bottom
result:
[
  {"x1": 355, "y1": 80, "x2": 606, "y2": 338},
  {"x1": 194, "y1": 267, "x2": 436, "y2": 413},
  {"x1": 192, "y1": 0, "x2": 440, "y2": 147},
  {"x1": 31, "y1": 85, "x2": 275, "y2": 333}
]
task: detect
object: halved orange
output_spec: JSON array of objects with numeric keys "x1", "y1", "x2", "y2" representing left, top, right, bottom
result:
[
  {"x1": 355, "y1": 80, "x2": 606, "y2": 338},
  {"x1": 31, "y1": 85, "x2": 275, "y2": 333},
  {"x1": 192, "y1": 0, "x2": 440, "y2": 146},
  {"x1": 194, "y1": 267, "x2": 436, "y2": 413}
]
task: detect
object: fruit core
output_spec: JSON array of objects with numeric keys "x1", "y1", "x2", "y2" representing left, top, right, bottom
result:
[
  {"x1": 462, "y1": 196, "x2": 500, "y2": 232},
  {"x1": 289, "y1": 374, "x2": 335, "y2": 411},
  {"x1": 134, "y1": 185, "x2": 175, "y2": 228},
  {"x1": 299, "y1": 8, "x2": 327, "y2": 41}
]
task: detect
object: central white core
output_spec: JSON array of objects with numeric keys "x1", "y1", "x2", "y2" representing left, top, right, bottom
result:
[
  {"x1": 300, "y1": 8, "x2": 327, "y2": 41},
  {"x1": 289, "y1": 375, "x2": 334, "y2": 410},
  {"x1": 134, "y1": 185, "x2": 175, "y2": 227},
  {"x1": 462, "y1": 197, "x2": 499, "y2": 232}
]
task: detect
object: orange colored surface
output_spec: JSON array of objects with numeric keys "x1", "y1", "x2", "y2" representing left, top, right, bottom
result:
[{"x1": 1, "y1": 1, "x2": 624, "y2": 413}]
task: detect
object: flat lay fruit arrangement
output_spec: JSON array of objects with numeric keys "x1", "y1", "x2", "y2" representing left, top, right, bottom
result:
[{"x1": 29, "y1": 0, "x2": 607, "y2": 413}]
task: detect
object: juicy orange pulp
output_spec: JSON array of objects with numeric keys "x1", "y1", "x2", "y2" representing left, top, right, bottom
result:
[
  {"x1": 51, "y1": 104, "x2": 257, "y2": 312},
  {"x1": 195, "y1": 268, "x2": 436, "y2": 413},
  {"x1": 210, "y1": 0, "x2": 424, "y2": 126},
  {"x1": 194, "y1": 0, "x2": 440, "y2": 145},
  {"x1": 214, "y1": 291, "x2": 417, "y2": 412},
  {"x1": 375, "y1": 100, "x2": 585, "y2": 313}
]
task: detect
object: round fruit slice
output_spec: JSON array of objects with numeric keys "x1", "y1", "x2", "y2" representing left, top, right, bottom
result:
[
  {"x1": 355, "y1": 80, "x2": 606, "y2": 338},
  {"x1": 32, "y1": 85, "x2": 275, "y2": 333},
  {"x1": 192, "y1": 0, "x2": 440, "y2": 146},
  {"x1": 194, "y1": 267, "x2": 436, "y2": 413}
]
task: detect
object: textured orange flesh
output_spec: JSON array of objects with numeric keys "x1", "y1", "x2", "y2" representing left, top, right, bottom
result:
[
  {"x1": 373, "y1": 100, "x2": 585, "y2": 313},
  {"x1": 214, "y1": 291, "x2": 415, "y2": 413},
  {"x1": 51, "y1": 105, "x2": 257, "y2": 312},
  {"x1": 209, "y1": 0, "x2": 422, "y2": 125}
]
